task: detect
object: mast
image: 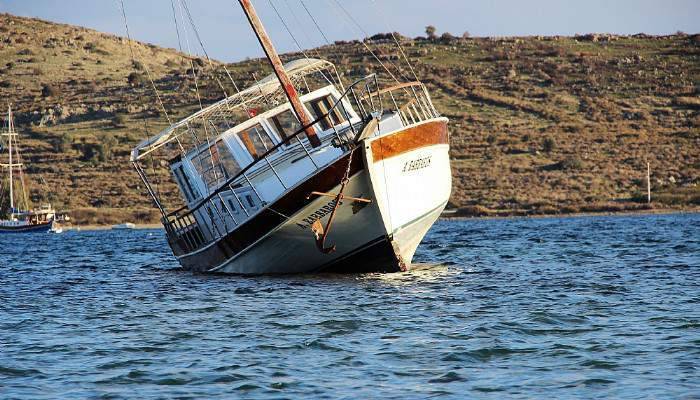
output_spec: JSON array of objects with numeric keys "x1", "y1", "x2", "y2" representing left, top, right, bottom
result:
[
  {"x1": 7, "y1": 106, "x2": 14, "y2": 215},
  {"x1": 238, "y1": 0, "x2": 321, "y2": 148}
]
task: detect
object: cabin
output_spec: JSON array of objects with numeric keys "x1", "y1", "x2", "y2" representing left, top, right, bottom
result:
[{"x1": 131, "y1": 58, "x2": 439, "y2": 254}]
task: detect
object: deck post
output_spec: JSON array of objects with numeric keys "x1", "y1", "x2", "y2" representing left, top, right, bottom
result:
[{"x1": 238, "y1": 0, "x2": 321, "y2": 148}]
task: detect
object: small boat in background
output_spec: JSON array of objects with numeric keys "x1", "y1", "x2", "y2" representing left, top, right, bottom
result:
[
  {"x1": 112, "y1": 223, "x2": 136, "y2": 230},
  {"x1": 1, "y1": 106, "x2": 64, "y2": 234}
]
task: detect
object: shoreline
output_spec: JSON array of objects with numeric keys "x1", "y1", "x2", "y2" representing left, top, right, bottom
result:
[
  {"x1": 441, "y1": 207, "x2": 700, "y2": 221},
  {"x1": 61, "y1": 208, "x2": 699, "y2": 231}
]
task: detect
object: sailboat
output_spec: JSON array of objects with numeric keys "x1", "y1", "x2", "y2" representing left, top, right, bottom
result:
[
  {"x1": 1, "y1": 106, "x2": 58, "y2": 233},
  {"x1": 130, "y1": 1, "x2": 451, "y2": 274}
]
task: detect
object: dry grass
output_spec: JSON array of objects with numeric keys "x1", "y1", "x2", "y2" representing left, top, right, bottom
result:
[{"x1": 1, "y1": 13, "x2": 699, "y2": 223}]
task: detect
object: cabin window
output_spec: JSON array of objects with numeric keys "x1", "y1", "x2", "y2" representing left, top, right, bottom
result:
[
  {"x1": 305, "y1": 95, "x2": 346, "y2": 131},
  {"x1": 268, "y1": 109, "x2": 301, "y2": 142},
  {"x1": 245, "y1": 195, "x2": 255, "y2": 208},
  {"x1": 227, "y1": 199, "x2": 240, "y2": 215},
  {"x1": 192, "y1": 140, "x2": 242, "y2": 188},
  {"x1": 215, "y1": 140, "x2": 241, "y2": 179},
  {"x1": 237, "y1": 123, "x2": 275, "y2": 159},
  {"x1": 174, "y1": 165, "x2": 200, "y2": 202}
]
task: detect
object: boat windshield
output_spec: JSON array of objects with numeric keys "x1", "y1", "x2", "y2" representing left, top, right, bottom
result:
[
  {"x1": 191, "y1": 139, "x2": 242, "y2": 188},
  {"x1": 305, "y1": 94, "x2": 346, "y2": 131},
  {"x1": 237, "y1": 123, "x2": 276, "y2": 159},
  {"x1": 267, "y1": 109, "x2": 301, "y2": 142}
]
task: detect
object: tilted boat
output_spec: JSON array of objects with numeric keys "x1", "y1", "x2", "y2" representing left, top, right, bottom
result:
[
  {"x1": 1, "y1": 106, "x2": 58, "y2": 233},
  {"x1": 130, "y1": 1, "x2": 451, "y2": 274}
]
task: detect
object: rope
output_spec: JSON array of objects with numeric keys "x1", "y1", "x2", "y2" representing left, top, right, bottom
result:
[
  {"x1": 117, "y1": 0, "x2": 165, "y2": 207},
  {"x1": 180, "y1": 0, "x2": 232, "y2": 99},
  {"x1": 299, "y1": 0, "x2": 331, "y2": 47},
  {"x1": 370, "y1": 0, "x2": 420, "y2": 82},
  {"x1": 118, "y1": 0, "x2": 172, "y2": 125},
  {"x1": 330, "y1": 0, "x2": 409, "y2": 84},
  {"x1": 267, "y1": 0, "x2": 334, "y2": 87}
]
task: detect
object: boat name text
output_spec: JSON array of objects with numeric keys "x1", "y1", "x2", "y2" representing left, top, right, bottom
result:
[{"x1": 402, "y1": 155, "x2": 432, "y2": 173}]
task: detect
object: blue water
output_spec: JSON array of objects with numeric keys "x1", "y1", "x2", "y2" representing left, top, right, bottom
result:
[{"x1": 1, "y1": 213, "x2": 699, "y2": 399}]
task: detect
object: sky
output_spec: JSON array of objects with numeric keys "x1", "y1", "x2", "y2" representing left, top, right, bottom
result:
[{"x1": 1, "y1": 0, "x2": 699, "y2": 62}]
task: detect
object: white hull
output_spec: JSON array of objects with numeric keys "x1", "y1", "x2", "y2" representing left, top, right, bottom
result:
[{"x1": 178, "y1": 118, "x2": 451, "y2": 275}]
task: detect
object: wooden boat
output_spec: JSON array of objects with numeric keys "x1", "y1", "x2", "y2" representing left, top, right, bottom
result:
[
  {"x1": 129, "y1": 1, "x2": 451, "y2": 274},
  {"x1": 1, "y1": 106, "x2": 59, "y2": 234}
]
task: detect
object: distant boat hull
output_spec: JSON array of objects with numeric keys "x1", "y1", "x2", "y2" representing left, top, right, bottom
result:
[
  {"x1": 172, "y1": 118, "x2": 451, "y2": 274},
  {"x1": 0, "y1": 220, "x2": 54, "y2": 233}
]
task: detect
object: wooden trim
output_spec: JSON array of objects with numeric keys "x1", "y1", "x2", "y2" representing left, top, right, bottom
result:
[
  {"x1": 360, "y1": 81, "x2": 423, "y2": 100},
  {"x1": 370, "y1": 120, "x2": 448, "y2": 163},
  {"x1": 239, "y1": 130, "x2": 259, "y2": 159}
]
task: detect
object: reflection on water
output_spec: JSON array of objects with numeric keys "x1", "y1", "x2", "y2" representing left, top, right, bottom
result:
[{"x1": 0, "y1": 213, "x2": 698, "y2": 399}]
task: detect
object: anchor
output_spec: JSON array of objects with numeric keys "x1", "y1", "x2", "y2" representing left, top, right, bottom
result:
[{"x1": 307, "y1": 149, "x2": 371, "y2": 254}]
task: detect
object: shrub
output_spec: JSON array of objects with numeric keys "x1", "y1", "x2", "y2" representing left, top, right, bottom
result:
[
  {"x1": 98, "y1": 133, "x2": 119, "y2": 161},
  {"x1": 84, "y1": 42, "x2": 98, "y2": 51},
  {"x1": 112, "y1": 114, "x2": 127, "y2": 127},
  {"x1": 542, "y1": 137, "x2": 556, "y2": 153},
  {"x1": 132, "y1": 60, "x2": 144, "y2": 71},
  {"x1": 486, "y1": 134, "x2": 497, "y2": 145},
  {"x1": 127, "y1": 72, "x2": 146, "y2": 86},
  {"x1": 560, "y1": 156, "x2": 583, "y2": 171},
  {"x1": 440, "y1": 32, "x2": 457, "y2": 43},
  {"x1": 80, "y1": 143, "x2": 99, "y2": 162},
  {"x1": 53, "y1": 132, "x2": 73, "y2": 153},
  {"x1": 41, "y1": 84, "x2": 58, "y2": 98},
  {"x1": 425, "y1": 25, "x2": 437, "y2": 40}
]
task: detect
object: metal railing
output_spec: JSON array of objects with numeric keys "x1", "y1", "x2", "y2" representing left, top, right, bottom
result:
[{"x1": 163, "y1": 75, "x2": 439, "y2": 255}]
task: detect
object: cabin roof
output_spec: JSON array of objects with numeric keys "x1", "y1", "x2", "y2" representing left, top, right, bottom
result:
[{"x1": 132, "y1": 58, "x2": 336, "y2": 161}]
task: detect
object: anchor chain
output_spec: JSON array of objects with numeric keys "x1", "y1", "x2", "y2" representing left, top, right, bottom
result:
[{"x1": 308, "y1": 147, "x2": 371, "y2": 254}]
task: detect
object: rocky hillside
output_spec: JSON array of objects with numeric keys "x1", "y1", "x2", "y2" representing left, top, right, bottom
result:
[{"x1": 1, "y1": 13, "x2": 698, "y2": 224}]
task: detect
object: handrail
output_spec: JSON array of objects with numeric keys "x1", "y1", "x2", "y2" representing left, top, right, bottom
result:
[
  {"x1": 359, "y1": 81, "x2": 423, "y2": 100},
  {"x1": 165, "y1": 74, "x2": 383, "y2": 221},
  {"x1": 164, "y1": 77, "x2": 437, "y2": 251}
]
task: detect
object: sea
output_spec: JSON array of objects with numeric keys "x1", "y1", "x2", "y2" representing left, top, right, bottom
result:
[{"x1": 1, "y1": 213, "x2": 698, "y2": 399}]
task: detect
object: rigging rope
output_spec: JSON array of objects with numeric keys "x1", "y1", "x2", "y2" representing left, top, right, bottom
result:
[
  {"x1": 175, "y1": 0, "x2": 218, "y2": 197},
  {"x1": 369, "y1": 0, "x2": 420, "y2": 82},
  {"x1": 329, "y1": 0, "x2": 409, "y2": 84},
  {"x1": 299, "y1": 0, "x2": 331, "y2": 47},
  {"x1": 267, "y1": 0, "x2": 334, "y2": 87},
  {"x1": 117, "y1": 0, "x2": 166, "y2": 207},
  {"x1": 118, "y1": 0, "x2": 172, "y2": 125}
]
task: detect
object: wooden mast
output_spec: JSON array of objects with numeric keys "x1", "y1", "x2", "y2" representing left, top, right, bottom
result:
[{"x1": 238, "y1": 0, "x2": 321, "y2": 148}]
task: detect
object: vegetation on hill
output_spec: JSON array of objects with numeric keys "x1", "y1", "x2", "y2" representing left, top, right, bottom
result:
[{"x1": 0, "y1": 13, "x2": 698, "y2": 224}]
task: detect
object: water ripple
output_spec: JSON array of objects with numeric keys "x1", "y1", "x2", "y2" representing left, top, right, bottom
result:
[{"x1": 0, "y1": 214, "x2": 699, "y2": 398}]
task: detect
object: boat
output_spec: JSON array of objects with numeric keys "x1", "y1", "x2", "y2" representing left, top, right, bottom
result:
[
  {"x1": 112, "y1": 223, "x2": 136, "y2": 230},
  {"x1": 128, "y1": 1, "x2": 451, "y2": 274},
  {"x1": 1, "y1": 106, "x2": 59, "y2": 234}
]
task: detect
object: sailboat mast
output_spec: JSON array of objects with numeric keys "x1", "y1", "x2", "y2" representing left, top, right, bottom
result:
[
  {"x1": 7, "y1": 105, "x2": 13, "y2": 214},
  {"x1": 238, "y1": 0, "x2": 321, "y2": 148}
]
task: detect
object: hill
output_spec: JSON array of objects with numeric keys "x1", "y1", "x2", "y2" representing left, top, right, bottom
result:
[{"x1": 1, "y1": 13, "x2": 698, "y2": 224}]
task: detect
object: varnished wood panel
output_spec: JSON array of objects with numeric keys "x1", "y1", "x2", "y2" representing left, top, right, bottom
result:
[{"x1": 370, "y1": 120, "x2": 448, "y2": 163}]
